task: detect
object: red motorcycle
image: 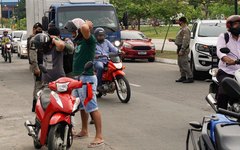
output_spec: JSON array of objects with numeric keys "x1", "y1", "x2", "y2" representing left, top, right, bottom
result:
[
  {"x1": 96, "y1": 54, "x2": 131, "y2": 103},
  {"x1": 24, "y1": 65, "x2": 93, "y2": 149}
]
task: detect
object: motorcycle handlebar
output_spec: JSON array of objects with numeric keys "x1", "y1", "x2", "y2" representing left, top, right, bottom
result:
[{"x1": 218, "y1": 108, "x2": 240, "y2": 119}]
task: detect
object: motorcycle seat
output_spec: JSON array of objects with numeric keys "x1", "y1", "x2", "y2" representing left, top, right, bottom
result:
[
  {"x1": 215, "y1": 123, "x2": 240, "y2": 150},
  {"x1": 40, "y1": 87, "x2": 51, "y2": 110}
]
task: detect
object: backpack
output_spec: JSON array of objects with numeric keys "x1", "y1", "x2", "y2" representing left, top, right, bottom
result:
[{"x1": 224, "y1": 32, "x2": 229, "y2": 44}]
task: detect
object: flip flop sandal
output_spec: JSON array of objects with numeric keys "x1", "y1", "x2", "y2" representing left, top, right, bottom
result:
[
  {"x1": 88, "y1": 140, "x2": 105, "y2": 148},
  {"x1": 73, "y1": 132, "x2": 89, "y2": 139}
]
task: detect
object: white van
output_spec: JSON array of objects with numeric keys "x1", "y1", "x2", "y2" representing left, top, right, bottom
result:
[{"x1": 189, "y1": 20, "x2": 227, "y2": 78}]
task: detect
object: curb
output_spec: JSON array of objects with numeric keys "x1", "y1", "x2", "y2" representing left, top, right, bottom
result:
[{"x1": 156, "y1": 57, "x2": 177, "y2": 65}]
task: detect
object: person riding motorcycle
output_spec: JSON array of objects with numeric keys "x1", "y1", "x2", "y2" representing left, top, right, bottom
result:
[
  {"x1": 1, "y1": 30, "x2": 12, "y2": 57},
  {"x1": 216, "y1": 15, "x2": 240, "y2": 109},
  {"x1": 94, "y1": 28, "x2": 118, "y2": 91}
]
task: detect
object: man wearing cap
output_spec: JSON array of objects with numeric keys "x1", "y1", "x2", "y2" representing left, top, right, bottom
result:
[
  {"x1": 169, "y1": 17, "x2": 193, "y2": 83},
  {"x1": 64, "y1": 18, "x2": 104, "y2": 148},
  {"x1": 28, "y1": 22, "x2": 44, "y2": 112}
]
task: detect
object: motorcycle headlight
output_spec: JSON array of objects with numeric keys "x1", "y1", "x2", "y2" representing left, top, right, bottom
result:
[
  {"x1": 6, "y1": 44, "x2": 11, "y2": 48},
  {"x1": 72, "y1": 97, "x2": 80, "y2": 112},
  {"x1": 196, "y1": 43, "x2": 210, "y2": 52},
  {"x1": 56, "y1": 82, "x2": 70, "y2": 93},
  {"x1": 21, "y1": 44, "x2": 27, "y2": 48},
  {"x1": 114, "y1": 63, "x2": 123, "y2": 69},
  {"x1": 123, "y1": 42, "x2": 132, "y2": 48},
  {"x1": 51, "y1": 91, "x2": 63, "y2": 108},
  {"x1": 114, "y1": 40, "x2": 121, "y2": 47}
]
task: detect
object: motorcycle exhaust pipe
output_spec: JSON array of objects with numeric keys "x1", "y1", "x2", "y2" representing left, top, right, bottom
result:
[
  {"x1": 24, "y1": 120, "x2": 36, "y2": 138},
  {"x1": 206, "y1": 94, "x2": 217, "y2": 112}
]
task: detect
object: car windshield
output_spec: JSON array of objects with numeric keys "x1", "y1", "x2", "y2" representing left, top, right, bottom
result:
[
  {"x1": 21, "y1": 34, "x2": 27, "y2": 40},
  {"x1": 58, "y1": 6, "x2": 119, "y2": 32},
  {"x1": 13, "y1": 32, "x2": 22, "y2": 38},
  {"x1": 198, "y1": 23, "x2": 226, "y2": 37},
  {"x1": 121, "y1": 31, "x2": 147, "y2": 40}
]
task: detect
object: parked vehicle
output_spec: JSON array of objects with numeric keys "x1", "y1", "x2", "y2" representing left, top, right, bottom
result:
[
  {"x1": 24, "y1": 64, "x2": 93, "y2": 149},
  {"x1": 190, "y1": 20, "x2": 226, "y2": 79},
  {"x1": 187, "y1": 77, "x2": 240, "y2": 150},
  {"x1": 120, "y1": 30, "x2": 156, "y2": 62},
  {"x1": 17, "y1": 31, "x2": 28, "y2": 59},
  {"x1": 3, "y1": 42, "x2": 12, "y2": 63},
  {"x1": 96, "y1": 53, "x2": 131, "y2": 103},
  {"x1": 11, "y1": 30, "x2": 25, "y2": 52}
]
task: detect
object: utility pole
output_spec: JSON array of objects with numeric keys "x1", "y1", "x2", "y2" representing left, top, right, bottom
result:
[{"x1": 235, "y1": 0, "x2": 238, "y2": 15}]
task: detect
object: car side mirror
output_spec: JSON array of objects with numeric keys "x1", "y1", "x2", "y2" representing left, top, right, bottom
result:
[
  {"x1": 148, "y1": 38, "x2": 152, "y2": 42},
  {"x1": 42, "y1": 16, "x2": 49, "y2": 31},
  {"x1": 220, "y1": 47, "x2": 230, "y2": 54}
]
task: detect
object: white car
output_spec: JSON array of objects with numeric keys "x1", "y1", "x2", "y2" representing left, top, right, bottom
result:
[
  {"x1": 12, "y1": 30, "x2": 26, "y2": 53},
  {"x1": 189, "y1": 20, "x2": 227, "y2": 79},
  {"x1": 17, "y1": 31, "x2": 28, "y2": 59}
]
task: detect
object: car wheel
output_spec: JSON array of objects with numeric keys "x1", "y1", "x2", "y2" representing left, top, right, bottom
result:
[
  {"x1": 17, "y1": 53, "x2": 20, "y2": 57},
  {"x1": 148, "y1": 58, "x2": 155, "y2": 62},
  {"x1": 190, "y1": 55, "x2": 202, "y2": 80}
]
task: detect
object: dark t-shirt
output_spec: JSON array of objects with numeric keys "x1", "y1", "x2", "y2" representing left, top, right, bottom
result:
[
  {"x1": 72, "y1": 35, "x2": 96, "y2": 76},
  {"x1": 42, "y1": 46, "x2": 65, "y2": 83}
]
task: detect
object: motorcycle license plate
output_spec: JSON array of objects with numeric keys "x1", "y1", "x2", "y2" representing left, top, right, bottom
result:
[{"x1": 138, "y1": 51, "x2": 147, "y2": 55}]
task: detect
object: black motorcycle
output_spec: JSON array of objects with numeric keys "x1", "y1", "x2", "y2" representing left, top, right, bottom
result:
[{"x1": 187, "y1": 77, "x2": 240, "y2": 150}]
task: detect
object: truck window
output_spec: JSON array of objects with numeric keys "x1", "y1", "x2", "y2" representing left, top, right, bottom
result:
[{"x1": 57, "y1": 6, "x2": 119, "y2": 33}]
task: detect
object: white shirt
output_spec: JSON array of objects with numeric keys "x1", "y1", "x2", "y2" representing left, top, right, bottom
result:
[{"x1": 217, "y1": 32, "x2": 240, "y2": 75}]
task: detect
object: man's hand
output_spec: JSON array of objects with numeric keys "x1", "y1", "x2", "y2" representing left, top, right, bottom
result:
[
  {"x1": 222, "y1": 56, "x2": 236, "y2": 65},
  {"x1": 50, "y1": 35, "x2": 65, "y2": 51},
  {"x1": 85, "y1": 20, "x2": 93, "y2": 30},
  {"x1": 34, "y1": 69, "x2": 41, "y2": 77}
]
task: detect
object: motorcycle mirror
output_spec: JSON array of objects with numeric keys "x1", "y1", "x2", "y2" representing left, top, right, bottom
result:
[
  {"x1": 84, "y1": 61, "x2": 93, "y2": 72},
  {"x1": 222, "y1": 77, "x2": 240, "y2": 100},
  {"x1": 189, "y1": 121, "x2": 202, "y2": 129},
  {"x1": 39, "y1": 64, "x2": 47, "y2": 74},
  {"x1": 220, "y1": 47, "x2": 230, "y2": 54}
]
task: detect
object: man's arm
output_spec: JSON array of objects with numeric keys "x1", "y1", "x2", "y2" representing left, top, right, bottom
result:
[
  {"x1": 107, "y1": 40, "x2": 118, "y2": 54},
  {"x1": 217, "y1": 33, "x2": 235, "y2": 65},
  {"x1": 51, "y1": 36, "x2": 66, "y2": 52},
  {"x1": 80, "y1": 20, "x2": 93, "y2": 40},
  {"x1": 180, "y1": 28, "x2": 190, "y2": 52}
]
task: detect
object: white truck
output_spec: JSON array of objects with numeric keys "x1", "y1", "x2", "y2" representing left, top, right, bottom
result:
[{"x1": 25, "y1": 0, "x2": 121, "y2": 43}]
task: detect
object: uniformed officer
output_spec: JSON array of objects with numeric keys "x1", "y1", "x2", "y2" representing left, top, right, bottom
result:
[
  {"x1": 28, "y1": 23, "x2": 43, "y2": 112},
  {"x1": 169, "y1": 17, "x2": 193, "y2": 83},
  {"x1": 216, "y1": 15, "x2": 240, "y2": 109}
]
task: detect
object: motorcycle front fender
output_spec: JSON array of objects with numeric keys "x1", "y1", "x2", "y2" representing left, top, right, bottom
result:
[
  {"x1": 49, "y1": 113, "x2": 71, "y2": 125},
  {"x1": 112, "y1": 70, "x2": 125, "y2": 77}
]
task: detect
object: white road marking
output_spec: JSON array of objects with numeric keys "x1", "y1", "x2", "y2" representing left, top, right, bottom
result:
[{"x1": 130, "y1": 83, "x2": 141, "y2": 87}]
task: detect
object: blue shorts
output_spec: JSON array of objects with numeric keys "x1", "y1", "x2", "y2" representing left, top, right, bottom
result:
[{"x1": 73, "y1": 75, "x2": 98, "y2": 113}]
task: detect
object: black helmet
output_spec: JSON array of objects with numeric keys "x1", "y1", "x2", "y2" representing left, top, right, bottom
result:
[
  {"x1": 94, "y1": 27, "x2": 106, "y2": 37},
  {"x1": 32, "y1": 33, "x2": 51, "y2": 50}
]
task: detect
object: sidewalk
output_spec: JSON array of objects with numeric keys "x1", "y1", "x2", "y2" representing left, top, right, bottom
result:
[
  {"x1": 152, "y1": 38, "x2": 177, "y2": 51},
  {"x1": 156, "y1": 57, "x2": 177, "y2": 65}
]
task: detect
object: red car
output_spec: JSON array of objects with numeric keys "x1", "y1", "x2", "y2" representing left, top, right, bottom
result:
[{"x1": 120, "y1": 30, "x2": 156, "y2": 62}]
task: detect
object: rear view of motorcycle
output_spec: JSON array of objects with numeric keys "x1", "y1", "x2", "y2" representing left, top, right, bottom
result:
[
  {"x1": 186, "y1": 78, "x2": 240, "y2": 150},
  {"x1": 3, "y1": 42, "x2": 12, "y2": 63}
]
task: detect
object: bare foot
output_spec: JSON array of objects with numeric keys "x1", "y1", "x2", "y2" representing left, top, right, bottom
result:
[{"x1": 73, "y1": 130, "x2": 89, "y2": 138}]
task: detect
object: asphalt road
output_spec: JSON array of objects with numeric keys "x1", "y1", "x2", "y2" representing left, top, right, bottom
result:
[{"x1": 0, "y1": 55, "x2": 213, "y2": 150}]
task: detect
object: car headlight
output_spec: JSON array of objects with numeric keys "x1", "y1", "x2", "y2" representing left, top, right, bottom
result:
[
  {"x1": 22, "y1": 49, "x2": 27, "y2": 54},
  {"x1": 72, "y1": 97, "x2": 80, "y2": 112},
  {"x1": 56, "y1": 82, "x2": 70, "y2": 92},
  {"x1": 114, "y1": 40, "x2": 121, "y2": 47},
  {"x1": 21, "y1": 45, "x2": 27, "y2": 48},
  {"x1": 123, "y1": 42, "x2": 132, "y2": 48},
  {"x1": 196, "y1": 43, "x2": 210, "y2": 52},
  {"x1": 51, "y1": 91, "x2": 63, "y2": 108}
]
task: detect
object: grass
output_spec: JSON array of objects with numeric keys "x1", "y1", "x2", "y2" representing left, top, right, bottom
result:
[
  {"x1": 140, "y1": 25, "x2": 180, "y2": 39},
  {"x1": 156, "y1": 50, "x2": 177, "y2": 60}
]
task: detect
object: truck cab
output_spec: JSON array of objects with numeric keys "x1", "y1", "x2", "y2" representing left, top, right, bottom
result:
[{"x1": 26, "y1": 0, "x2": 121, "y2": 45}]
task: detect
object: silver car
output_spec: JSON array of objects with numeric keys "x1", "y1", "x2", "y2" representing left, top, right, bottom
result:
[{"x1": 17, "y1": 31, "x2": 28, "y2": 59}]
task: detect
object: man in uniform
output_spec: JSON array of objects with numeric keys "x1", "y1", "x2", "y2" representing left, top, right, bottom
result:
[
  {"x1": 28, "y1": 23, "x2": 43, "y2": 112},
  {"x1": 169, "y1": 17, "x2": 194, "y2": 83}
]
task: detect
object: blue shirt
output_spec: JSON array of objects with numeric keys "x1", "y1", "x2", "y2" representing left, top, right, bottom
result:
[{"x1": 95, "y1": 39, "x2": 118, "y2": 63}]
